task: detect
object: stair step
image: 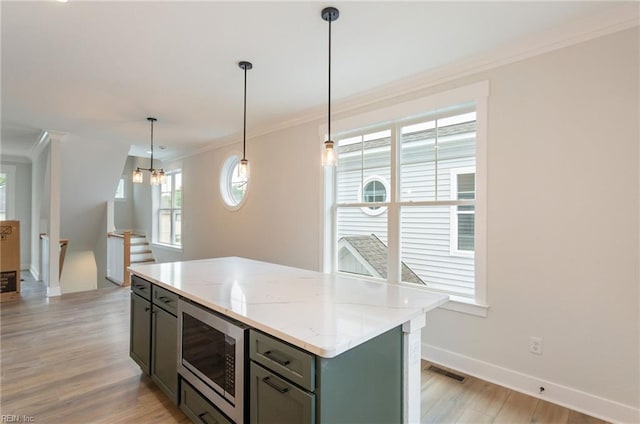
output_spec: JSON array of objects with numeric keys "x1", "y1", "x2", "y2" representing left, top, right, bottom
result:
[
  {"x1": 125, "y1": 233, "x2": 156, "y2": 264},
  {"x1": 131, "y1": 258, "x2": 156, "y2": 264},
  {"x1": 131, "y1": 252, "x2": 154, "y2": 261},
  {"x1": 130, "y1": 245, "x2": 152, "y2": 253}
]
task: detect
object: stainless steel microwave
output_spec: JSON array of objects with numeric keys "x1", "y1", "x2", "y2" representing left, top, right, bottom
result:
[{"x1": 178, "y1": 299, "x2": 249, "y2": 424}]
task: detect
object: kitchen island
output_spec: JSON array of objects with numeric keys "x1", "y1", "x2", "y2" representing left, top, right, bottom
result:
[{"x1": 129, "y1": 257, "x2": 448, "y2": 424}]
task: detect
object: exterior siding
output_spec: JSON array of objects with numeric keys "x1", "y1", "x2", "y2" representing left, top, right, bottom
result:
[{"x1": 336, "y1": 120, "x2": 476, "y2": 298}]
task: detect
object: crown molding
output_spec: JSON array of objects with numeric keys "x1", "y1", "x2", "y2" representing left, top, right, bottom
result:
[
  {"x1": 329, "y1": 2, "x2": 639, "y2": 117},
  {"x1": 175, "y1": 3, "x2": 638, "y2": 162},
  {"x1": 29, "y1": 129, "x2": 68, "y2": 160}
]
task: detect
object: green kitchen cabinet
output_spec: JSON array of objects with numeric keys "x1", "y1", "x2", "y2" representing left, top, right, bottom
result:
[
  {"x1": 180, "y1": 380, "x2": 233, "y2": 424},
  {"x1": 151, "y1": 303, "x2": 178, "y2": 403},
  {"x1": 249, "y1": 326, "x2": 402, "y2": 424},
  {"x1": 250, "y1": 362, "x2": 315, "y2": 424},
  {"x1": 130, "y1": 275, "x2": 179, "y2": 405},
  {"x1": 130, "y1": 291, "x2": 151, "y2": 375}
]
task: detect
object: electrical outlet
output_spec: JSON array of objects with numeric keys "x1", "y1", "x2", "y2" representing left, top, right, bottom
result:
[{"x1": 530, "y1": 336, "x2": 543, "y2": 355}]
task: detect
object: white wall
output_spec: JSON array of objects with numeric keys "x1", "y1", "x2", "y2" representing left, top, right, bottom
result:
[
  {"x1": 59, "y1": 250, "x2": 97, "y2": 293},
  {"x1": 1, "y1": 157, "x2": 32, "y2": 269},
  {"x1": 114, "y1": 156, "x2": 135, "y2": 231},
  {"x1": 180, "y1": 123, "x2": 321, "y2": 270},
  {"x1": 59, "y1": 136, "x2": 129, "y2": 250},
  {"x1": 422, "y1": 27, "x2": 639, "y2": 413},
  {"x1": 133, "y1": 28, "x2": 638, "y2": 420}
]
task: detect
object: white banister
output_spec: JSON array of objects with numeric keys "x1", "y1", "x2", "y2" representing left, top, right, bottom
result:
[{"x1": 106, "y1": 231, "x2": 132, "y2": 286}]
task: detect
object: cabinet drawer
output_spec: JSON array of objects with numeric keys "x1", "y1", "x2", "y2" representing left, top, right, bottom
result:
[
  {"x1": 180, "y1": 379, "x2": 233, "y2": 424},
  {"x1": 131, "y1": 275, "x2": 151, "y2": 300},
  {"x1": 250, "y1": 330, "x2": 315, "y2": 392},
  {"x1": 250, "y1": 362, "x2": 315, "y2": 424},
  {"x1": 152, "y1": 285, "x2": 178, "y2": 316}
]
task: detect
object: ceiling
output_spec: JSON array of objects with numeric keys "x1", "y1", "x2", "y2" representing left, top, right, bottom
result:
[{"x1": 1, "y1": 1, "x2": 626, "y2": 161}]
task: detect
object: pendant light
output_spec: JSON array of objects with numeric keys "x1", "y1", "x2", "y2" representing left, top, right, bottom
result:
[
  {"x1": 133, "y1": 117, "x2": 165, "y2": 185},
  {"x1": 238, "y1": 61, "x2": 252, "y2": 177},
  {"x1": 322, "y1": 6, "x2": 339, "y2": 167}
]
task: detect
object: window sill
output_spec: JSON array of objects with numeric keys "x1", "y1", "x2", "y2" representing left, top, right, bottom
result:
[
  {"x1": 396, "y1": 281, "x2": 488, "y2": 317},
  {"x1": 339, "y1": 273, "x2": 489, "y2": 318},
  {"x1": 151, "y1": 242, "x2": 183, "y2": 253},
  {"x1": 439, "y1": 295, "x2": 488, "y2": 317}
]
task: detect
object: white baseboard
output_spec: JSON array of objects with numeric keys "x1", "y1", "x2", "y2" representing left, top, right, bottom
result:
[
  {"x1": 422, "y1": 343, "x2": 639, "y2": 424},
  {"x1": 29, "y1": 265, "x2": 40, "y2": 281},
  {"x1": 46, "y1": 285, "x2": 61, "y2": 297}
]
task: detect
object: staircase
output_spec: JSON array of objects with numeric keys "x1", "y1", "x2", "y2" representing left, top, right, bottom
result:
[
  {"x1": 106, "y1": 231, "x2": 155, "y2": 287},
  {"x1": 129, "y1": 234, "x2": 155, "y2": 265}
]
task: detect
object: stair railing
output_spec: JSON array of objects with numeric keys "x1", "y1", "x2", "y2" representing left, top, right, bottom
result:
[
  {"x1": 106, "y1": 230, "x2": 132, "y2": 286},
  {"x1": 123, "y1": 231, "x2": 131, "y2": 287}
]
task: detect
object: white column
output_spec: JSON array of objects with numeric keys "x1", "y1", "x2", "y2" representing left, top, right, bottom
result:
[
  {"x1": 47, "y1": 132, "x2": 64, "y2": 296},
  {"x1": 29, "y1": 131, "x2": 49, "y2": 280},
  {"x1": 402, "y1": 313, "x2": 426, "y2": 424}
]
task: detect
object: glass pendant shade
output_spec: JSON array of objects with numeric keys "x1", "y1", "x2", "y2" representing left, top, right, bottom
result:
[
  {"x1": 133, "y1": 168, "x2": 143, "y2": 183},
  {"x1": 239, "y1": 158, "x2": 249, "y2": 177},
  {"x1": 323, "y1": 140, "x2": 336, "y2": 167},
  {"x1": 158, "y1": 169, "x2": 166, "y2": 184},
  {"x1": 150, "y1": 170, "x2": 161, "y2": 186}
]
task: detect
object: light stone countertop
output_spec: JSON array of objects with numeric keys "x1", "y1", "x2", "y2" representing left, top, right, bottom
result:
[{"x1": 129, "y1": 256, "x2": 448, "y2": 358}]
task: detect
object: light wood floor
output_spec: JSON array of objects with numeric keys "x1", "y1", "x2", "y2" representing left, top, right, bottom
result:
[{"x1": 1, "y1": 276, "x2": 609, "y2": 424}]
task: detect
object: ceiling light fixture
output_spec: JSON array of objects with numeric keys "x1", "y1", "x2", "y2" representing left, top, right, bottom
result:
[
  {"x1": 321, "y1": 6, "x2": 339, "y2": 167},
  {"x1": 133, "y1": 117, "x2": 165, "y2": 185},
  {"x1": 238, "y1": 61, "x2": 252, "y2": 177}
]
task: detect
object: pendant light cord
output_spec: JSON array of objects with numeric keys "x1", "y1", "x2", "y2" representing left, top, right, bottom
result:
[
  {"x1": 328, "y1": 17, "x2": 332, "y2": 142},
  {"x1": 150, "y1": 118, "x2": 154, "y2": 170},
  {"x1": 243, "y1": 65, "x2": 247, "y2": 160}
]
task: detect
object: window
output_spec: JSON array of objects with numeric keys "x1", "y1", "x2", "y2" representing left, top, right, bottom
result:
[
  {"x1": 0, "y1": 165, "x2": 16, "y2": 220},
  {"x1": 361, "y1": 177, "x2": 389, "y2": 215},
  {"x1": 157, "y1": 171, "x2": 182, "y2": 247},
  {"x1": 115, "y1": 177, "x2": 125, "y2": 200},
  {"x1": 451, "y1": 168, "x2": 475, "y2": 255},
  {"x1": 0, "y1": 172, "x2": 7, "y2": 220},
  {"x1": 220, "y1": 154, "x2": 248, "y2": 210},
  {"x1": 326, "y1": 82, "x2": 487, "y2": 310}
]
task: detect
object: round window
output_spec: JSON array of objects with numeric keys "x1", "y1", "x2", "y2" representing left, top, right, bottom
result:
[
  {"x1": 220, "y1": 154, "x2": 249, "y2": 210},
  {"x1": 360, "y1": 177, "x2": 389, "y2": 216}
]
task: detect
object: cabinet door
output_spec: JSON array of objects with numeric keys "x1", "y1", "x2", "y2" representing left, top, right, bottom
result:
[
  {"x1": 130, "y1": 292, "x2": 151, "y2": 374},
  {"x1": 250, "y1": 362, "x2": 315, "y2": 424},
  {"x1": 181, "y1": 380, "x2": 233, "y2": 424},
  {"x1": 151, "y1": 305, "x2": 178, "y2": 403}
]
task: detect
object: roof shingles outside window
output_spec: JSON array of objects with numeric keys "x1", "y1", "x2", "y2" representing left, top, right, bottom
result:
[{"x1": 339, "y1": 234, "x2": 424, "y2": 285}]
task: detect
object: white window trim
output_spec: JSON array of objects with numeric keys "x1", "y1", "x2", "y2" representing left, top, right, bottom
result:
[
  {"x1": 219, "y1": 152, "x2": 249, "y2": 211},
  {"x1": 358, "y1": 175, "x2": 389, "y2": 216},
  {"x1": 0, "y1": 165, "x2": 16, "y2": 219},
  {"x1": 115, "y1": 176, "x2": 126, "y2": 202},
  {"x1": 154, "y1": 169, "x2": 182, "y2": 248},
  {"x1": 449, "y1": 166, "x2": 476, "y2": 258},
  {"x1": 322, "y1": 81, "x2": 489, "y2": 317},
  {"x1": 151, "y1": 241, "x2": 183, "y2": 253}
]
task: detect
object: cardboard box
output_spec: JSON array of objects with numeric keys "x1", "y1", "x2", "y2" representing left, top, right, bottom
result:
[{"x1": 1, "y1": 220, "x2": 20, "y2": 302}]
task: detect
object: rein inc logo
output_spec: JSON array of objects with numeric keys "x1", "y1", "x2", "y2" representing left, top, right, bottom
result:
[{"x1": 1, "y1": 416, "x2": 35, "y2": 423}]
